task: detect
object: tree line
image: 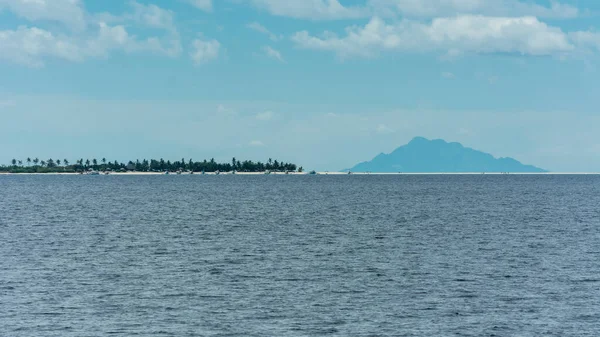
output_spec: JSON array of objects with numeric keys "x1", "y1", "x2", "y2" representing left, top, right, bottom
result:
[{"x1": 1, "y1": 157, "x2": 302, "y2": 173}]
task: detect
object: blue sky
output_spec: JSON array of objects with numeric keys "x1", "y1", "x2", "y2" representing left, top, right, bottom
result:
[{"x1": 1, "y1": 0, "x2": 600, "y2": 171}]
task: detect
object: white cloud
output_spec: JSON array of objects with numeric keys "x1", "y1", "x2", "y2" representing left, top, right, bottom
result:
[
  {"x1": 368, "y1": 0, "x2": 579, "y2": 19},
  {"x1": 93, "y1": 22, "x2": 180, "y2": 57},
  {"x1": 0, "y1": 1, "x2": 181, "y2": 67},
  {"x1": 0, "y1": 0, "x2": 87, "y2": 31},
  {"x1": 293, "y1": 16, "x2": 575, "y2": 58},
  {"x1": 246, "y1": 0, "x2": 579, "y2": 21},
  {"x1": 129, "y1": 1, "x2": 176, "y2": 32},
  {"x1": 190, "y1": 37, "x2": 220, "y2": 65},
  {"x1": 0, "y1": 26, "x2": 82, "y2": 67},
  {"x1": 0, "y1": 22, "x2": 180, "y2": 67},
  {"x1": 249, "y1": 140, "x2": 265, "y2": 146},
  {"x1": 119, "y1": 2, "x2": 182, "y2": 56},
  {"x1": 250, "y1": 0, "x2": 368, "y2": 20},
  {"x1": 247, "y1": 21, "x2": 268, "y2": 33},
  {"x1": 256, "y1": 110, "x2": 274, "y2": 120},
  {"x1": 188, "y1": 0, "x2": 213, "y2": 12},
  {"x1": 247, "y1": 22, "x2": 281, "y2": 41},
  {"x1": 88, "y1": 23, "x2": 130, "y2": 55},
  {"x1": 570, "y1": 31, "x2": 600, "y2": 52},
  {"x1": 262, "y1": 46, "x2": 285, "y2": 62},
  {"x1": 93, "y1": 2, "x2": 179, "y2": 34}
]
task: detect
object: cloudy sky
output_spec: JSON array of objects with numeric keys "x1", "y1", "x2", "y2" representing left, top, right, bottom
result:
[{"x1": 1, "y1": 0, "x2": 600, "y2": 171}]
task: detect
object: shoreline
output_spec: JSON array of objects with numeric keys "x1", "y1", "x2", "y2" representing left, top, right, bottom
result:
[{"x1": 1, "y1": 171, "x2": 600, "y2": 175}]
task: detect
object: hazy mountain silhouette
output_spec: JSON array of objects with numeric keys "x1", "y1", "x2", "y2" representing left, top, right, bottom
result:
[{"x1": 349, "y1": 137, "x2": 546, "y2": 173}]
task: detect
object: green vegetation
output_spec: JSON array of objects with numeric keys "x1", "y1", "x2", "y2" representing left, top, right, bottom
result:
[{"x1": 0, "y1": 157, "x2": 301, "y2": 173}]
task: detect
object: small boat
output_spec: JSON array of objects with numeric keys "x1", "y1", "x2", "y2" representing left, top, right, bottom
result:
[
  {"x1": 164, "y1": 171, "x2": 169, "y2": 175},
  {"x1": 308, "y1": 170, "x2": 317, "y2": 175},
  {"x1": 215, "y1": 171, "x2": 220, "y2": 175},
  {"x1": 264, "y1": 170, "x2": 271, "y2": 175}
]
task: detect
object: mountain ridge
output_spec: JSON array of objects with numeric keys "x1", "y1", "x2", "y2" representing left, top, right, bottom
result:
[{"x1": 348, "y1": 137, "x2": 546, "y2": 173}]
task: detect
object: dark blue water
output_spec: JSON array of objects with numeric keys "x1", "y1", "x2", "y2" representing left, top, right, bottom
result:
[{"x1": 1, "y1": 174, "x2": 600, "y2": 336}]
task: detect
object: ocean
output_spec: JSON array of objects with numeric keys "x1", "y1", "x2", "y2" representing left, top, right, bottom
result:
[{"x1": 1, "y1": 174, "x2": 600, "y2": 336}]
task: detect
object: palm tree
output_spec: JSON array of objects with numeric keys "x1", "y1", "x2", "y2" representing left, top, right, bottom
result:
[
  {"x1": 40, "y1": 160, "x2": 46, "y2": 167},
  {"x1": 26, "y1": 157, "x2": 31, "y2": 166},
  {"x1": 33, "y1": 158, "x2": 39, "y2": 166},
  {"x1": 102, "y1": 158, "x2": 106, "y2": 165},
  {"x1": 64, "y1": 159, "x2": 69, "y2": 166},
  {"x1": 47, "y1": 159, "x2": 54, "y2": 168},
  {"x1": 85, "y1": 159, "x2": 90, "y2": 168},
  {"x1": 18, "y1": 160, "x2": 23, "y2": 167},
  {"x1": 56, "y1": 159, "x2": 61, "y2": 166},
  {"x1": 11, "y1": 159, "x2": 16, "y2": 167}
]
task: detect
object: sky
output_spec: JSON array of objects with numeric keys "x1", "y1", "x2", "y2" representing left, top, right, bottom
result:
[{"x1": 1, "y1": 0, "x2": 600, "y2": 171}]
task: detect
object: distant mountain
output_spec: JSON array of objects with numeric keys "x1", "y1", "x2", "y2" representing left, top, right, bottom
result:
[{"x1": 348, "y1": 137, "x2": 546, "y2": 173}]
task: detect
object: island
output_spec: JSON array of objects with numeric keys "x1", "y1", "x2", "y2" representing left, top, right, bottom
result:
[
  {"x1": 348, "y1": 137, "x2": 546, "y2": 173},
  {"x1": 0, "y1": 157, "x2": 303, "y2": 174}
]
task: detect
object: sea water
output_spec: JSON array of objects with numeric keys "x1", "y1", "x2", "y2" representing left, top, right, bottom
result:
[{"x1": 1, "y1": 174, "x2": 600, "y2": 336}]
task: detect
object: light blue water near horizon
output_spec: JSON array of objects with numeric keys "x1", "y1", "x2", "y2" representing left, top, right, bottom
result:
[{"x1": 1, "y1": 175, "x2": 600, "y2": 336}]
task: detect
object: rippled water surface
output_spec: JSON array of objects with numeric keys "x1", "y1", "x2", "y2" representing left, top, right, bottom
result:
[{"x1": 2, "y1": 174, "x2": 600, "y2": 336}]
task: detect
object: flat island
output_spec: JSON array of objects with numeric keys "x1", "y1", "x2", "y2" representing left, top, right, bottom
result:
[{"x1": 1, "y1": 157, "x2": 303, "y2": 174}]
